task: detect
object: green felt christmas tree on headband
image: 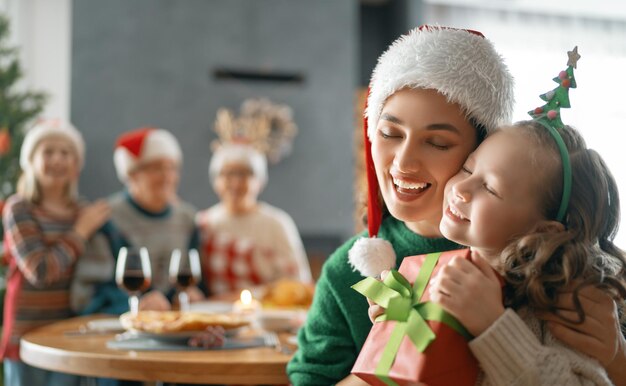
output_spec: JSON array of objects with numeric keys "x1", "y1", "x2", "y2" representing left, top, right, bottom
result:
[{"x1": 527, "y1": 46, "x2": 581, "y2": 223}]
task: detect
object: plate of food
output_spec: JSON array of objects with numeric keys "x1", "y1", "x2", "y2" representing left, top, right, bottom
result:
[{"x1": 119, "y1": 310, "x2": 250, "y2": 341}]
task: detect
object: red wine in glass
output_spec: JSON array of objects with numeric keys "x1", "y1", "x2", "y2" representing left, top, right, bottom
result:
[
  {"x1": 169, "y1": 249, "x2": 201, "y2": 311},
  {"x1": 175, "y1": 272, "x2": 196, "y2": 288},
  {"x1": 115, "y1": 247, "x2": 152, "y2": 316},
  {"x1": 122, "y1": 271, "x2": 151, "y2": 293}
]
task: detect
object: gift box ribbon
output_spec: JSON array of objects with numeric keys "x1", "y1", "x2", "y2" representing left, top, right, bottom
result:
[{"x1": 352, "y1": 252, "x2": 472, "y2": 386}]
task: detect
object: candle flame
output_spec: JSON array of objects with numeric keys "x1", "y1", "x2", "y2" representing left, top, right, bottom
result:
[{"x1": 240, "y1": 289, "x2": 252, "y2": 305}]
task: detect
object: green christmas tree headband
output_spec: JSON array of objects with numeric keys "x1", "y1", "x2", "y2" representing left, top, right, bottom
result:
[{"x1": 528, "y1": 46, "x2": 581, "y2": 224}]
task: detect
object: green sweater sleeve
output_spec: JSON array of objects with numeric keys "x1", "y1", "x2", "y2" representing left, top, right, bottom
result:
[
  {"x1": 287, "y1": 216, "x2": 460, "y2": 385},
  {"x1": 287, "y1": 234, "x2": 372, "y2": 385}
]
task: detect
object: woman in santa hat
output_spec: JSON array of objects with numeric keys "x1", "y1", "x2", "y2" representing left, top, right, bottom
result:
[
  {"x1": 72, "y1": 127, "x2": 203, "y2": 316},
  {"x1": 287, "y1": 26, "x2": 625, "y2": 385},
  {"x1": 196, "y1": 141, "x2": 312, "y2": 295},
  {"x1": 1, "y1": 118, "x2": 109, "y2": 386}
]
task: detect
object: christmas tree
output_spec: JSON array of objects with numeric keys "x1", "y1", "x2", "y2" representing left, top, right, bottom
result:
[
  {"x1": 0, "y1": 13, "x2": 47, "y2": 235},
  {"x1": 528, "y1": 46, "x2": 581, "y2": 223},
  {"x1": 528, "y1": 46, "x2": 580, "y2": 128}
]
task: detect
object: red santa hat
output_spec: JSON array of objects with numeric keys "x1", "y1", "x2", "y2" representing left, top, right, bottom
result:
[
  {"x1": 113, "y1": 127, "x2": 182, "y2": 182},
  {"x1": 348, "y1": 25, "x2": 515, "y2": 278},
  {"x1": 20, "y1": 118, "x2": 85, "y2": 171}
]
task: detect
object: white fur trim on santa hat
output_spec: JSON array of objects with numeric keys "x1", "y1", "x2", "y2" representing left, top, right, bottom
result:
[
  {"x1": 113, "y1": 128, "x2": 182, "y2": 182},
  {"x1": 367, "y1": 27, "x2": 514, "y2": 137},
  {"x1": 20, "y1": 119, "x2": 85, "y2": 171},
  {"x1": 348, "y1": 237, "x2": 396, "y2": 277}
]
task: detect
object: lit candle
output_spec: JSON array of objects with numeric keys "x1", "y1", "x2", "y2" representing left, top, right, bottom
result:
[{"x1": 233, "y1": 289, "x2": 261, "y2": 317}]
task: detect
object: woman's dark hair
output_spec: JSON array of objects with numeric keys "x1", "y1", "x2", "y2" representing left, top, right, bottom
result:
[
  {"x1": 502, "y1": 120, "x2": 626, "y2": 323},
  {"x1": 469, "y1": 118, "x2": 488, "y2": 145}
]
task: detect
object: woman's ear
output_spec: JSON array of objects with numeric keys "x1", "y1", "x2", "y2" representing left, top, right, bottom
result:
[{"x1": 535, "y1": 220, "x2": 565, "y2": 234}]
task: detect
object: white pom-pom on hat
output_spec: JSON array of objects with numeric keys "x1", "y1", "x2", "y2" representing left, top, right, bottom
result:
[
  {"x1": 113, "y1": 127, "x2": 182, "y2": 182},
  {"x1": 348, "y1": 237, "x2": 396, "y2": 278}
]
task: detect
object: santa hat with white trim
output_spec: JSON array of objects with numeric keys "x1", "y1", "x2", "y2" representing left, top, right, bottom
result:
[
  {"x1": 20, "y1": 118, "x2": 85, "y2": 171},
  {"x1": 113, "y1": 127, "x2": 182, "y2": 182},
  {"x1": 348, "y1": 25, "x2": 515, "y2": 278}
]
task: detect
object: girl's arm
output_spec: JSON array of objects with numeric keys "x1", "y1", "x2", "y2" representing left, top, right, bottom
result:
[
  {"x1": 469, "y1": 309, "x2": 613, "y2": 385},
  {"x1": 430, "y1": 255, "x2": 612, "y2": 385},
  {"x1": 3, "y1": 198, "x2": 85, "y2": 286},
  {"x1": 539, "y1": 286, "x2": 626, "y2": 386},
  {"x1": 72, "y1": 200, "x2": 110, "y2": 240}
]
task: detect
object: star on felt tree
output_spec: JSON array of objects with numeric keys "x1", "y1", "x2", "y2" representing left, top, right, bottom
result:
[{"x1": 528, "y1": 46, "x2": 580, "y2": 128}]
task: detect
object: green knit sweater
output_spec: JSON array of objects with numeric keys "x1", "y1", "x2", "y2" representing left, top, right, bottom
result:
[{"x1": 287, "y1": 216, "x2": 460, "y2": 385}]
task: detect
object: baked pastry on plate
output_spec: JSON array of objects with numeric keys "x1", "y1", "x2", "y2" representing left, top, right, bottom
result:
[{"x1": 120, "y1": 311, "x2": 249, "y2": 334}]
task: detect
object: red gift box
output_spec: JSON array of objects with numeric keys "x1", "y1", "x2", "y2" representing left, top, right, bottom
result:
[{"x1": 352, "y1": 249, "x2": 481, "y2": 386}]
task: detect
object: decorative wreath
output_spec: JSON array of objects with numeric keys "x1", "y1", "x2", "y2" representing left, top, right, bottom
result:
[{"x1": 212, "y1": 98, "x2": 298, "y2": 164}]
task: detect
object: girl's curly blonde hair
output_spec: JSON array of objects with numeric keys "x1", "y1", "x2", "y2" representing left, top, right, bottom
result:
[{"x1": 502, "y1": 120, "x2": 626, "y2": 324}]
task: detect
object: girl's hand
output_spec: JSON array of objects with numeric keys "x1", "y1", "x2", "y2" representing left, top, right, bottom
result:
[
  {"x1": 366, "y1": 270, "x2": 389, "y2": 323},
  {"x1": 367, "y1": 299, "x2": 385, "y2": 323},
  {"x1": 139, "y1": 290, "x2": 172, "y2": 311},
  {"x1": 537, "y1": 285, "x2": 625, "y2": 374},
  {"x1": 429, "y1": 252, "x2": 504, "y2": 336},
  {"x1": 73, "y1": 200, "x2": 110, "y2": 239}
]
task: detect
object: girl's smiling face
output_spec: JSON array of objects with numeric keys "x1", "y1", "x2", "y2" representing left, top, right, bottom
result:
[
  {"x1": 31, "y1": 136, "x2": 80, "y2": 190},
  {"x1": 371, "y1": 88, "x2": 478, "y2": 237},
  {"x1": 440, "y1": 129, "x2": 555, "y2": 260}
]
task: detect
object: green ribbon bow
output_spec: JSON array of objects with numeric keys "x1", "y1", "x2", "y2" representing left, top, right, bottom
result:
[{"x1": 352, "y1": 252, "x2": 472, "y2": 386}]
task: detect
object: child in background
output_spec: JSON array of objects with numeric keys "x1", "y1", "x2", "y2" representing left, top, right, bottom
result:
[{"x1": 1, "y1": 119, "x2": 110, "y2": 386}]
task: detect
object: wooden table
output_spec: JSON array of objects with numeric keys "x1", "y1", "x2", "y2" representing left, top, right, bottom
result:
[{"x1": 20, "y1": 315, "x2": 292, "y2": 384}]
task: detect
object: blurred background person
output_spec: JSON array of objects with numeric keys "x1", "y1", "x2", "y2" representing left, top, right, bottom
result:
[
  {"x1": 197, "y1": 99, "x2": 312, "y2": 295},
  {"x1": 73, "y1": 127, "x2": 203, "y2": 315},
  {"x1": 1, "y1": 119, "x2": 109, "y2": 386}
]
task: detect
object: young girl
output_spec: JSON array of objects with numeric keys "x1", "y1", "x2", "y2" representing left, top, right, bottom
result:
[
  {"x1": 1, "y1": 119, "x2": 109, "y2": 386},
  {"x1": 430, "y1": 120, "x2": 625, "y2": 384}
]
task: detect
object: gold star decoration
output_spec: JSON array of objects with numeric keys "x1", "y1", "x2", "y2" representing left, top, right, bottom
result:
[{"x1": 567, "y1": 46, "x2": 581, "y2": 68}]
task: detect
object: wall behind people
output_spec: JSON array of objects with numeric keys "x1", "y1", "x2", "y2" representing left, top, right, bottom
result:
[{"x1": 71, "y1": 0, "x2": 358, "y2": 242}]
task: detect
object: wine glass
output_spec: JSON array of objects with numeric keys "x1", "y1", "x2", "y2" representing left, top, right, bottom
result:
[
  {"x1": 115, "y1": 247, "x2": 152, "y2": 316},
  {"x1": 169, "y1": 248, "x2": 201, "y2": 311}
]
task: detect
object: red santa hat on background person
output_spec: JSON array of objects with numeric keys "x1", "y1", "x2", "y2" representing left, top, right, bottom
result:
[
  {"x1": 113, "y1": 127, "x2": 182, "y2": 182},
  {"x1": 348, "y1": 25, "x2": 515, "y2": 278},
  {"x1": 20, "y1": 118, "x2": 85, "y2": 171}
]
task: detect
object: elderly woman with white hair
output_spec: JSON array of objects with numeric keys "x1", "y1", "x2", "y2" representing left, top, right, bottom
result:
[{"x1": 196, "y1": 142, "x2": 312, "y2": 295}]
